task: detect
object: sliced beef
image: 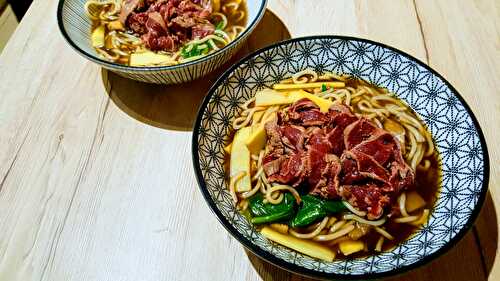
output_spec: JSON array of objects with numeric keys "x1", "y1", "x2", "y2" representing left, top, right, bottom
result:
[
  {"x1": 300, "y1": 110, "x2": 328, "y2": 126},
  {"x1": 267, "y1": 152, "x2": 305, "y2": 186},
  {"x1": 171, "y1": 14, "x2": 197, "y2": 28},
  {"x1": 286, "y1": 99, "x2": 328, "y2": 126},
  {"x1": 329, "y1": 104, "x2": 352, "y2": 115},
  {"x1": 192, "y1": 0, "x2": 212, "y2": 11},
  {"x1": 192, "y1": 22, "x2": 215, "y2": 38},
  {"x1": 261, "y1": 98, "x2": 415, "y2": 220},
  {"x1": 263, "y1": 158, "x2": 282, "y2": 176},
  {"x1": 146, "y1": 12, "x2": 168, "y2": 34},
  {"x1": 307, "y1": 128, "x2": 331, "y2": 153},
  {"x1": 142, "y1": 34, "x2": 177, "y2": 51},
  {"x1": 388, "y1": 161, "x2": 415, "y2": 193},
  {"x1": 338, "y1": 118, "x2": 414, "y2": 218},
  {"x1": 289, "y1": 98, "x2": 318, "y2": 113},
  {"x1": 340, "y1": 183, "x2": 390, "y2": 220},
  {"x1": 344, "y1": 119, "x2": 379, "y2": 149},
  {"x1": 331, "y1": 112, "x2": 358, "y2": 129},
  {"x1": 127, "y1": 12, "x2": 149, "y2": 34},
  {"x1": 352, "y1": 132, "x2": 396, "y2": 166},
  {"x1": 341, "y1": 150, "x2": 388, "y2": 184},
  {"x1": 178, "y1": 0, "x2": 211, "y2": 19},
  {"x1": 306, "y1": 146, "x2": 328, "y2": 188},
  {"x1": 281, "y1": 125, "x2": 305, "y2": 151},
  {"x1": 122, "y1": 0, "x2": 215, "y2": 52},
  {"x1": 310, "y1": 154, "x2": 342, "y2": 199},
  {"x1": 147, "y1": 0, "x2": 170, "y2": 13},
  {"x1": 119, "y1": 0, "x2": 144, "y2": 24},
  {"x1": 339, "y1": 155, "x2": 364, "y2": 184},
  {"x1": 326, "y1": 113, "x2": 358, "y2": 155},
  {"x1": 263, "y1": 117, "x2": 284, "y2": 162}
]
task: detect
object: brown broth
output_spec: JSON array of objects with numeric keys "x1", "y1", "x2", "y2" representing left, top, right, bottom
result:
[
  {"x1": 335, "y1": 151, "x2": 441, "y2": 259},
  {"x1": 331, "y1": 78, "x2": 441, "y2": 258},
  {"x1": 88, "y1": 0, "x2": 248, "y2": 65},
  {"x1": 221, "y1": 0, "x2": 248, "y2": 27},
  {"x1": 228, "y1": 76, "x2": 441, "y2": 260}
]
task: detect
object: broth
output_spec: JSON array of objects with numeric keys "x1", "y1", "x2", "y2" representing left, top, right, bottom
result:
[
  {"x1": 86, "y1": 0, "x2": 248, "y2": 66},
  {"x1": 346, "y1": 151, "x2": 440, "y2": 258},
  {"x1": 225, "y1": 72, "x2": 441, "y2": 261}
]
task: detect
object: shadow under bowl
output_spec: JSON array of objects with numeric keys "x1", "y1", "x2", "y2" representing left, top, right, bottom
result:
[{"x1": 101, "y1": 9, "x2": 291, "y2": 131}]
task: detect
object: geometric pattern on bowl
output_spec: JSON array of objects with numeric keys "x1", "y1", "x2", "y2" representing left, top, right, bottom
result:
[
  {"x1": 57, "y1": 0, "x2": 267, "y2": 84},
  {"x1": 192, "y1": 36, "x2": 489, "y2": 279}
]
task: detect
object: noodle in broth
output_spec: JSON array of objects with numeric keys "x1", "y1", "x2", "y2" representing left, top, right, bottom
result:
[
  {"x1": 226, "y1": 70, "x2": 440, "y2": 261},
  {"x1": 85, "y1": 0, "x2": 247, "y2": 66}
]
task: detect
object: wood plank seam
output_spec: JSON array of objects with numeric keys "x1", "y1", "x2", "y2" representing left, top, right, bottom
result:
[
  {"x1": 0, "y1": 129, "x2": 30, "y2": 192},
  {"x1": 412, "y1": 0, "x2": 430, "y2": 64}
]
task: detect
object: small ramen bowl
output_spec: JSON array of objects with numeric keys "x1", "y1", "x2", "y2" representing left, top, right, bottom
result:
[
  {"x1": 57, "y1": 0, "x2": 267, "y2": 84},
  {"x1": 192, "y1": 36, "x2": 490, "y2": 279}
]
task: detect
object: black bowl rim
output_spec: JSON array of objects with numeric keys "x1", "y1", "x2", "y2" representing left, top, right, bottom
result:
[
  {"x1": 56, "y1": 0, "x2": 267, "y2": 72},
  {"x1": 191, "y1": 35, "x2": 490, "y2": 280}
]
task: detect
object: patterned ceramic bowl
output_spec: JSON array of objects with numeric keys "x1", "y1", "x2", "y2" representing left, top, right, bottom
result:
[
  {"x1": 192, "y1": 36, "x2": 490, "y2": 279},
  {"x1": 57, "y1": 0, "x2": 267, "y2": 84}
]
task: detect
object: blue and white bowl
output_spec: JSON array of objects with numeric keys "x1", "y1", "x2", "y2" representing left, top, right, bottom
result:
[
  {"x1": 192, "y1": 36, "x2": 490, "y2": 279},
  {"x1": 57, "y1": 0, "x2": 267, "y2": 84}
]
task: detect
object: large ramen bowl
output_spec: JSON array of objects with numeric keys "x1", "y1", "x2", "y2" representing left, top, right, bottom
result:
[
  {"x1": 192, "y1": 36, "x2": 489, "y2": 279},
  {"x1": 57, "y1": 0, "x2": 267, "y2": 84}
]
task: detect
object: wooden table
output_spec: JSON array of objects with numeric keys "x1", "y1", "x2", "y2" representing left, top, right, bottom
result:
[{"x1": 0, "y1": 0, "x2": 498, "y2": 280}]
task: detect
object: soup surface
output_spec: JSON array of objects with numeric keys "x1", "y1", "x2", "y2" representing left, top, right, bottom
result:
[
  {"x1": 225, "y1": 70, "x2": 440, "y2": 261},
  {"x1": 85, "y1": 0, "x2": 247, "y2": 66}
]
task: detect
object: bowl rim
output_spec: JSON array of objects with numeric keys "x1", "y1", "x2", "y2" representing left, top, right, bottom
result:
[
  {"x1": 56, "y1": 0, "x2": 268, "y2": 72},
  {"x1": 191, "y1": 35, "x2": 490, "y2": 280}
]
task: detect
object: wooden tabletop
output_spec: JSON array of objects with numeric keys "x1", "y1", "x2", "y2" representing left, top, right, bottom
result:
[{"x1": 0, "y1": 0, "x2": 498, "y2": 280}]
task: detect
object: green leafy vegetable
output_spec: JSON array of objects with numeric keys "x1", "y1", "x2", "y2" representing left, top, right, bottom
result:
[
  {"x1": 290, "y1": 195, "x2": 345, "y2": 228},
  {"x1": 215, "y1": 21, "x2": 225, "y2": 30},
  {"x1": 249, "y1": 193, "x2": 296, "y2": 224},
  {"x1": 180, "y1": 44, "x2": 202, "y2": 58},
  {"x1": 321, "y1": 84, "x2": 327, "y2": 92},
  {"x1": 323, "y1": 199, "x2": 346, "y2": 213}
]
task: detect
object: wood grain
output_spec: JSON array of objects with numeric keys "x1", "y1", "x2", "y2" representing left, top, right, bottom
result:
[{"x1": 0, "y1": 0, "x2": 498, "y2": 281}]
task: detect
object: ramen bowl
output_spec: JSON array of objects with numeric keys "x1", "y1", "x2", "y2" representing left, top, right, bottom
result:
[
  {"x1": 57, "y1": 0, "x2": 267, "y2": 84},
  {"x1": 192, "y1": 36, "x2": 489, "y2": 279}
]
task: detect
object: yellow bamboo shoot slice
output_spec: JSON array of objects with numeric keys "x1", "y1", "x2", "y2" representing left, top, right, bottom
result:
[
  {"x1": 230, "y1": 127, "x2": 252, "y2": 192},
  {"x1": 129, "y1": 51, "x2": 174, "y2": 66},
  {"x1": 288, "y1": 90, "x2": 333, "y2": 112},
  {"x1": 406, "y1": 191, "x2": 426, "y2": 213},
  {"x1": 255, "y1": 88, "x2": 291, "y2": 106},
  {"x1": 339, "y1": 240, "x2": 364, "y2": 256},
  {"x1": 261, "y1": 227, "x2": 336, "y2": 262},
  {"x1": 273, "y1": 82, "x2": 345, "y2": 90},
  {"x1": 107, "y1": 20, "x2": 124, "y2": 30},
  {"x1": 246, "y1": 112, "x2": 275, "y2": 155},
  {"x1": 91, "y1": 25, "x2": 105, "y2": 48},
  {"x1": 246, "y1": 125, "x2": 267, "y2": 155}
]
